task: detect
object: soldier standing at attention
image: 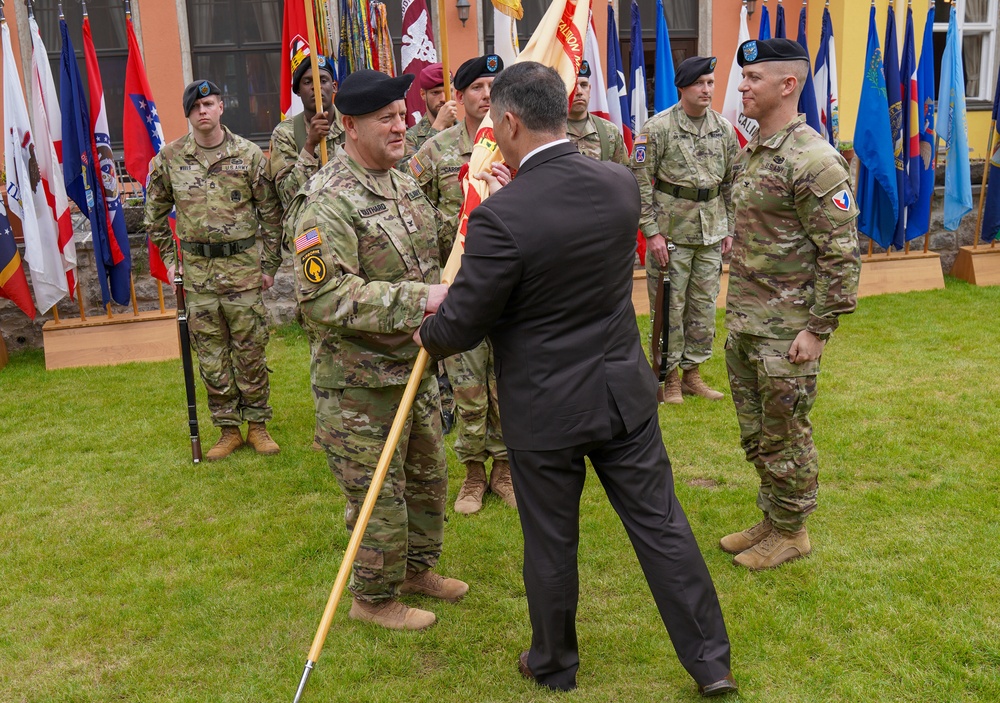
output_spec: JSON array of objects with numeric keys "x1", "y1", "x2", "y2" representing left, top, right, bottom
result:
[
  {"x1": 409, "y1": 55, "x2": 515, "y2": 515},
  {"x1": 268, "y1": 54, "x2": 344, "y2": 209},
  {"x1": 566, "y1": 60, "x2": 627, "y2": 164},
  {"x1": 283, "y1": 70, "x2": 467, "y2": 630},
  {"x1": 146, "y1": 80, "x2": 283, "y2": 461},
  {"x1": 721, "y1": 39, "x2": 860, "y2": 570},
  {"x1": 631, "y1": 56, "x2": 739, "y2": 404},
  {"x1": 404, "y1": 63, "x2": 458, "y2": 158}
]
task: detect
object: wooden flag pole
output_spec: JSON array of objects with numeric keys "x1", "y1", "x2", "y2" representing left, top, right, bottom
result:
[
  {"x1": 304, "y1": 0, "x2": 328, "y2": 165},
  {"x1": 157, "y1": 280, "x2": 166, "y2": 314},
  {"x1": 129, "y1": 275, "x2": 139, "y2": 315},
  {"x1": 76, "y1": 281, "x2": 87, "y2": 321},
  {"x1": 52, "y1": 306, "x2": 60, "y2": 323},
  {"x1": 972, "y1": 116, "x2": 996, "y2": 250},
  {"x1": 437, "y1": 0, "x2": 452, "y2": 101}
]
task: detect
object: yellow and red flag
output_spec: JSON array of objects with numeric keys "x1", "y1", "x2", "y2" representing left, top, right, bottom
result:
[{"x1": 443, "y1": 0, "x2": 589, "y2": 283}]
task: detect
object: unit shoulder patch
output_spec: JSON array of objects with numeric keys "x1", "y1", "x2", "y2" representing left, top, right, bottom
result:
[{"x1": 301, "y1": 251, "x2": 327, "y2": 284}]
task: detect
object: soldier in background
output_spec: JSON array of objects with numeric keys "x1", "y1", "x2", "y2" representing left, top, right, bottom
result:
[
  {"x1": 409, "y1": 55, "x2": 515, "y2": 515},
  {"x1": 566, "y1": 60, "x2": 627, "y2": 165},
  {"x1": 404, "y1": 63, "x2": 458, "y2": 159},
  {"x1": 631, "y1": 56, "x2": 739, "y2": 405},
  {"x1": 283, "y1": 70, "x2": 467, "y2": 630},
  {"x1": 721, "y1": 39, "x2": 860, "y2": 570},
  {"x1": 146, "y1": 80, "x2": 283, "y2": 460},
  {"x1": 268, "y1": 54, "x2": 343, "y2": 209}
]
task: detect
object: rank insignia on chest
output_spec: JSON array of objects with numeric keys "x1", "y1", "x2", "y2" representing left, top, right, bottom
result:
[
  {"x1": 634, "y1": 145, "x2": 646, "y2": 163},
  {"x1": 831, "y1": 189, "x2": 852, "y2": 211},
  {"x1": 358, "y1": 203, "x2": 388, "y2": 218},
  {"x1": 302, "y1": 251, "x2": 327, "y2": 283},
  {"x1": 231, "y1": 190, "x2": 242, "y2": 203},
  {"x1": 294, "y1": 227, "x2": 322, "y2": 253}
]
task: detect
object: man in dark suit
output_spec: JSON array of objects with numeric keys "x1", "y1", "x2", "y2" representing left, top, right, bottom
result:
[{"x1": 415, "y1": 62, "x2": 736, "y2": 697}]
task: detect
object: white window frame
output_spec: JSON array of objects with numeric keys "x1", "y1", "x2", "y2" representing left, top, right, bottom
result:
[{"x1": 934, "y1": 0, "x2": 999, "y2": 102}]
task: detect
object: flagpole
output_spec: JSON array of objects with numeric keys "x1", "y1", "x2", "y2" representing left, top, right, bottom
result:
[
  {"x1": 76, "y1": 281, "x2": 87, "y2": 320},
  {"x1": 925, "y1": 132, "x2": 941, "y2": 253},
  {"x1": 437, "y1": 0, "x2": 453, "y2": 101},
  {"x1": 972, "y1": 116, "x2": 995, "y2": 250},
  {"x1": 303, "y1": 0, "x2": 329, "y2": 165}
]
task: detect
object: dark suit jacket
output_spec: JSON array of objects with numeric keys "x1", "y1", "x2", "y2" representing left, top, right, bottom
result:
[{"x1": 419, "y1": 141, "x2": 657, "y2": 451}]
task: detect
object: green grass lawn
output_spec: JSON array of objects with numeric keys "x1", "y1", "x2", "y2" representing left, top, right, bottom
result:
[{"x1": 2, "y1": 278, "x2": 999, "y2": 702}]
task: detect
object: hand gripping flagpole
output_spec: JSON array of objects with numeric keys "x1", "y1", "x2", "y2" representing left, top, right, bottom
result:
[
  {"x1": 292, "y1": 245, "x2": 465, "y2": 703},
  {"x1": 303, "y1": 0, "x2": 328, "y2": 165}
]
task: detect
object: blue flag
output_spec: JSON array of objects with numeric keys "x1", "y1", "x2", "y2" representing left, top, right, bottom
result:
[
  {"x1": 906, "y1": 6, "x2": 936, "y2": 240},
  {"x1": 654, "y1": 0, "x2": 678, "y2": 113},
  {"x1": 60, "y1": 18, "x2": 120, "y2": 307},
  {"x1": 855, "y1": 5, "x2": 898, "y2": 250},
  {"x1": 795, "y1": 6, "x2": 822, "y2": 134},
  {"x1": 814, "y1": 7, "x2": 839, "y2": 147},
  {"x1": 629, "y1": 0, "x2": 648, "y2": 135},
  {"x1": 883, "y1": 4, "x2": 906, "y2": 249},
  {"x1": 607, "y1": 4, "x2": 633, "y2": 149},
  {"x1": 980, "y1": 62, "x2": 1000, "y2": 243},
  {"x1": 900, "y1": 6, "x2": 921, "y2": 240},
  {"x1": 936, "y1": 4, "x2": 973, "y2": 232},
  {"x1": 775, "y1": 3, "x2": 786, "y2": 38},
  {"x1": 758, "y1": 4, "x2": 771, "y2": 40}
]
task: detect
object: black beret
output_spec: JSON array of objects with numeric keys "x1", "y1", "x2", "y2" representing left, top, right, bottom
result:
[
  {"x1": 334, "y1": 70, "x2": 415, "y2": 116},
  {"x1": 674, "y1": 56, "x2": 717, "y2": 88},
  {"x1": 454, "y1": 54, "x2": 503, "y2": 91},
  {"x1": 293, "y1": 54, "x2": 336, "y2": 94},
  {"x1": 737, "y1": 38, "x2": 809, "y2": 67},
  {"x1": 183, "y1": 80, "x2": 221, "y2": 116},
  {"x1": 578, "y1": 60, "x2": 591, "y2": 78}
]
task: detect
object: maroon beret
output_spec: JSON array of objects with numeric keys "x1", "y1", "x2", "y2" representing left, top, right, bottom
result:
[{"x1": 418, "y1": 63, "x2": 445, "y2": 90}]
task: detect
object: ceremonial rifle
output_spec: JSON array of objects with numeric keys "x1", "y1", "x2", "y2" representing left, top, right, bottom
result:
[
  {"x1": 175, "y1": 271, "x2": 202, "y2": 463},
  {"x1": 649, "y1": 244, "x2": 674, "y2": 403}
]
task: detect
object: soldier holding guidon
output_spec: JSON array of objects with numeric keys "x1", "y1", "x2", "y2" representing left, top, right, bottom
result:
[
  {"x1": 721, "y1": 38, "x2": 860, "y2": 570},
  {"x1": 146, "y1": 80, "x2": 283, "y2": 461},
  {"x1": 403, "y1": 62, "x2": 458, "y2": 159},
  {"x1": 283, "y1": 70, "x2": 467, "y2": 630},
  {"x1": 631, "y1": 55, "x2": 740, "y2": 404}
]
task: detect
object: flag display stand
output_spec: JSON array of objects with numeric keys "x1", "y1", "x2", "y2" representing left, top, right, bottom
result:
[
  {"x1": 41, "y1": 309, "x2": 179, "y2": 371},
  {"x1": 950, "y1": 246, "x2": 1000, "y2": 287},
  {"x1": 857, "y1": 248, "x2": 945, "y2": 297}
]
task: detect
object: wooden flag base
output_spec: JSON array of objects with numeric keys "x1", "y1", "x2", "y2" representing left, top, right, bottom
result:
[
  {"x1": 41, "y1": 309, "x2": 180, "y2": 370},
  {"x1": 858, "y1": 249, "x2": 945, "y2": 298},
  {"x1": 950, "y1": 246, "x2": 1000, "y2": 287}
]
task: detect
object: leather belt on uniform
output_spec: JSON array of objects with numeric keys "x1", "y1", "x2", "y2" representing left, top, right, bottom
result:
[
  {"x1": 179, "y1": 235, "x2": 256, "y2": 258},
  {"x1": 654, "y1": 181, "x2": 721, "y2": 202}
]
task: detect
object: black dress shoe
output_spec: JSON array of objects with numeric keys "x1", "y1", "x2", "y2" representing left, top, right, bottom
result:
[
  {"x1": 699, "y1": 672, "x2": 738, "y2": 697},
  {"x1": 518, "y1": 650, "x2": 534, "y2": 680}
]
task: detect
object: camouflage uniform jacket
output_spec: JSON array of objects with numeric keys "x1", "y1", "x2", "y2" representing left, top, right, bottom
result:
[
  {"x1": 726, "y1": 115, "x2": 861, "y2": 340},
  {"x1": 268, "y1": 113, "x2": 346, "y2": 210},
  {"x1": 284, "y1": 145, "x2": 445, "y2": 389},
  {"x1": 404, "y1": 113, "x2": 439, "y2": 159},
  {"x1": 567, "y1": 114, "x2": 627, "y2": 165},
  {"x1": 630, "y1": 104, "x2": 739, "y2": 246},
  {"x1": 145, "y1": 127, "x2": 283, "y2": 293},
  {"x1": 408, "y1": 119, "x2": 473, "y2": 260}
]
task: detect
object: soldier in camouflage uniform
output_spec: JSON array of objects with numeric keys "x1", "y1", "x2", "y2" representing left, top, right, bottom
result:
[
  {"x1": 402, "y1": 63, "x2": 458, "y2": 161},
  {"x1": 720, "y1": 39, "x2": 860, "y2": 571},
  {"x1": 283, "y1": 70, "x2": 468, "y2": 630},
  {"x1": 409, "y1": 54, "x2": 515, "y2": 515},
  {"x1": 567, "y1": 60, "x2": 627, "y2": 165},
  {"x1": 146, "y1": 80, "x2": 283, "y2": 461},
  {"x1": 631, "y1": 56, "x2": 739, "y2": 405}
]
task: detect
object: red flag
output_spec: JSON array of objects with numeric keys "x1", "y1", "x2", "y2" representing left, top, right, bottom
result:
[
  {"x1": 0, "y1": 203, "x2": 35, "y2": 319},
  {"x1": 401, "y1": 0, "x2": 438, "y2": 127},
  {"x1": 123, "y1": 15, "x2": 170, "y2": 283},
  {"x1": 281, "y1": 1, "x2": 311, "y2": 118}
]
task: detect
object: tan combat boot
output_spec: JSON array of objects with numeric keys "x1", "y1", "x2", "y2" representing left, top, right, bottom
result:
[
  {"x1": 206, "y1": 426, "x2": 243, "y2": 461},
  {"x1": 489, "y1": 459, "x2": 517, "y2": 509},
  {"x1": 720, "y1": 516, "x2": 773, "y2": 554},
  {"x1": 454, "y1": 461, "x2": 488, "y2": 514},
  {"x1": 682, "y1": 366, "x2": 725, "y2": 400},
  {"x1": 246, "y1": 421, "x2": 280, "y2": 455},
  {"x1": 733, "y1": 526, "x2": 811, "y2": 570},
  {"x1": 659, "y1": 368, "x2": 683, "y2": 404},
  {"x1": 349, "y1": 598, "x2": 436, "y2": 631},
  {"x1": 399, "y1": 568, "x2": 469, "y2": 603}
]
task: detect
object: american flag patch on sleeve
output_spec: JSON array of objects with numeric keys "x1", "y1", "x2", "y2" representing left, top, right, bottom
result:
[{"x1": 294, "y1": 228, "x2": 321, "y2": 254}]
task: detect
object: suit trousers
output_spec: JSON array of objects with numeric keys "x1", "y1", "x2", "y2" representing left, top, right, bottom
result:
[{"x1": 507, "y1": 406, "x2": 731, "y2": 691}]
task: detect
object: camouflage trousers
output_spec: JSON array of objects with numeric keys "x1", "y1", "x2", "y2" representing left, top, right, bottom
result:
[
  {"x1": 186, "y1": 288, "x2": 272, "y2": 426},
  {"x1": 725, "y1": 333, "x2": 819, "y2": 532},
  {"x1": 313, "y1": 376, "x2": 447, "y2": 602},
  {"x1": 443, "y1": 340, "x2": 506, "y2": 464},
  {"x1": 646, "y1": 242, "x2": 723, "y2": 373}
]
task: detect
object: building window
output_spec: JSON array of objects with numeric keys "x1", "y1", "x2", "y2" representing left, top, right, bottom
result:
[
  {"x1": 933, "y1": 0, "x2": 998, "y2": 104},
  {"x1": 33, "y1": 0, "x2": 129, "y2": 148},
  {"x1": 186, "y1": 0, "x2": 282, "y2": 142}
]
